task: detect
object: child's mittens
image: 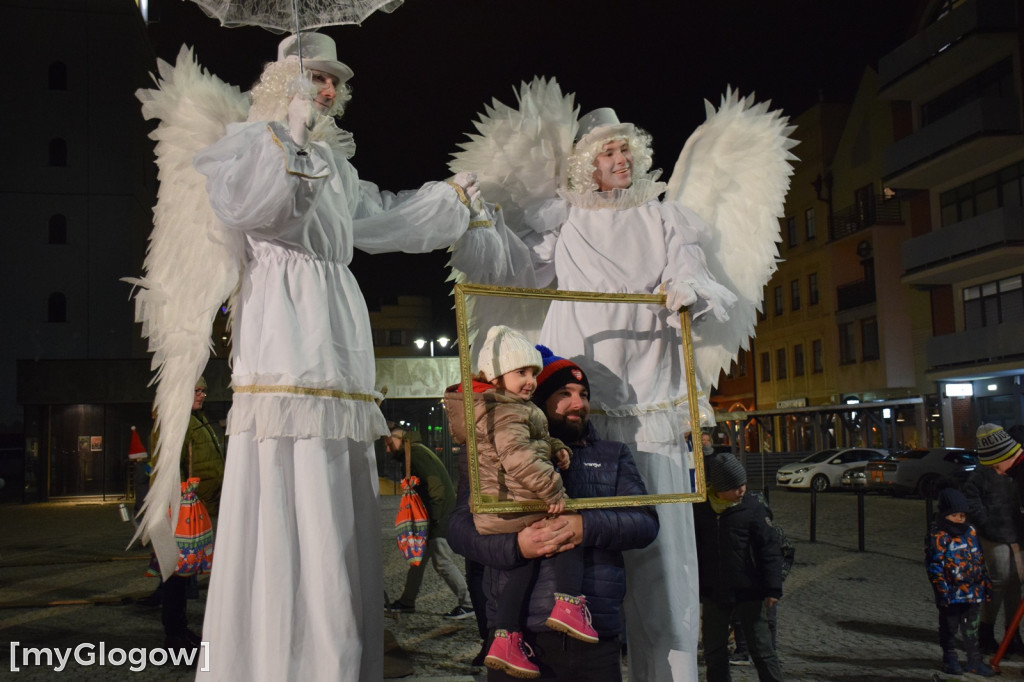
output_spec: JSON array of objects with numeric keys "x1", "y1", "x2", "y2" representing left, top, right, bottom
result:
[{"x1": 554, "y1": 447, "x2": 571, "y2": 471}]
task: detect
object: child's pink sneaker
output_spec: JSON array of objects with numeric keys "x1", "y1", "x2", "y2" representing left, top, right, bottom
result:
[
  {"x1": 545, "y1": 593, "x2": 599, "y2": 643},
  {"x1": 484, "y1": 629, "x2": 540, "y2": 679}
]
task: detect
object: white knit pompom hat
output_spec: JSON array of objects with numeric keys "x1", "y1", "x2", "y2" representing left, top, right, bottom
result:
[{"x1": 477, "y1": 325, "x2": 542, "y2": 382}]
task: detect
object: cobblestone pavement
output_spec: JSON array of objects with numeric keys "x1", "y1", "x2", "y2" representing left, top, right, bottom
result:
[{"x1": 2, "y1": 489, "x2": 1023, "y2": 680}]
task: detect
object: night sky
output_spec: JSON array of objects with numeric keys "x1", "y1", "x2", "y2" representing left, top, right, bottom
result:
[{"x1": 145, "y1": 0, "x2": 923, "y2": 334}]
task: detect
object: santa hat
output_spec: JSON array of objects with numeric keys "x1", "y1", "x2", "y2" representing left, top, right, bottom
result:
[{"x1": 128, "y1": 426, "x2": 148, "y2": 461}]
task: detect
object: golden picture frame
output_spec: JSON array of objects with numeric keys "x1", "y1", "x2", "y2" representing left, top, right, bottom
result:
[{"x1": 453, "y1": 282, "x2": 707, "y2": 514}]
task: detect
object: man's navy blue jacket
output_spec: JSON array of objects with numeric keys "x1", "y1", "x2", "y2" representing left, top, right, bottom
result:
[{"x1": 447, "y1": 423, "x2": 659, "y2": 635}]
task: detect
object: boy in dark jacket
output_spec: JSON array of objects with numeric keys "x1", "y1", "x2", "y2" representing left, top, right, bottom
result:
[
  {"x1": 694, "y1": 453, "x2": 783, "y2": 682},
  {"x1": 963, "y1": 422, "x2": 1024, "y2": 654},
  {"x1": 926, "y1": 487, "x2": 994, "y2": 676}
]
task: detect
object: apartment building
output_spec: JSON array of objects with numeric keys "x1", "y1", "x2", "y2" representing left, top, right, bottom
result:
[{"x1": 880, "y1": 0, "x2": 1024, "y2": 448}]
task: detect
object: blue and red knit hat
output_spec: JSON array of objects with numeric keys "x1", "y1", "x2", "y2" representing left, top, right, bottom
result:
[{"x1": 531, "y1": 345, "x2": 590, "y2": 408}]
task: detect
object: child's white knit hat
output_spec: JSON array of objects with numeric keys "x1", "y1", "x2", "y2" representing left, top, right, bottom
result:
[{"x1": 477, "y1": 325, "x2": 542, "y2": 382}]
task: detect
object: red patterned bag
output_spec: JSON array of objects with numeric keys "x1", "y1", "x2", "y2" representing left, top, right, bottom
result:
[{"x1": 394, "y1": 437, "x2": 429, "y2": 566}]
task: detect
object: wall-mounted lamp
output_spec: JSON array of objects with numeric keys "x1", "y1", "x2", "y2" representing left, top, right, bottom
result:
[{"x1": 811, "y1": 172, "x2": 833, "y2": 203}]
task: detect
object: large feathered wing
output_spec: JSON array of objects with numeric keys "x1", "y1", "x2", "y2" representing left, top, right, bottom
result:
[
  {"x1": 446, "y1": 77, "x2": 578, "y2": 353},
  {"x1": 124, "y1": 46, "x2": 249, "y2": 578},
  {"x1": 449, "y1": 76, "x2": 577, "y2": 235},
  {"x1": 666, "y1": 88, "x2": 798, "y2": 390}
]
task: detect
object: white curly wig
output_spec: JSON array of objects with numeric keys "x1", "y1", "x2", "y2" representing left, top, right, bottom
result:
[
  {"x1": 248, "y1": 56, "x2": 352, "y2": 123},
  {"x1": 566, "y1": 125, "x2": 655, "y2": 193}
]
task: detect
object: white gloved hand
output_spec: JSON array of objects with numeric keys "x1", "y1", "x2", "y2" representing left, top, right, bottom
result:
[
  {"x1": 288, "y1": 92, "x2": 315, "y2": 149},
  {"x1": 664, "y1": 280, "x2": 699, "y2": 311},
  {"x1": 452, "y1": 171, "x2": 480, "y2": 206}
]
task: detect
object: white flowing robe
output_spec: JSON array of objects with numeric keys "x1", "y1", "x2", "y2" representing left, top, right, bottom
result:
[
  {"x1": 451, "y1": 181, "x2": 734, "y2": 681},
  {"x1": 193, "y1": 120, "x2": 470, "y2": 682}
]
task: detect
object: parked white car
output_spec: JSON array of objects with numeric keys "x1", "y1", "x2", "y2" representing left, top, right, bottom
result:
[{"x1": 776, "y1": 447, "x2": 890, "y2": 492}]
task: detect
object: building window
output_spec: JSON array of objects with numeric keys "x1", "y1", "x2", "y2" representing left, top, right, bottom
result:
[
  {"x1": 760, "y1": 352, "x2": 770, "y2": 383},
  {"x1": 388, "y1": 329, "x2": 403, "y2": 345},
  {"x1": 805, "y1": 207, "x2": 816, "y2": 240},
  {"x1": 49, "y1": 138, "x2": 67, "y2": 167},
  {"x1": 861, "y1": 317, "x2": 879, "y2": 360},
  {"x1": 812, "y1": 339, "x2": 823, "y2": 373},
  {"x1": 727, "y1": 348, "x2": 748, "y2": 380},
  {"x1": 48, "y1": 214, "x2": 67, "y2": 244},
  {"x1": 790, "y1": 280, "x2": 801, "y2": 311},
  {"x1": 922, "y1": 58, "x2": 1012, "y2": 127},
  {"x1": 773, "y1": 286, "x2": 783, "y2": 316},
  {"x1": 793, "y1": 344, "x2": 805, "y2": 377},
  {"x1": 963, "y1": 275, "x2": 1024, "y2": 328},
  {"x1": 786, "y1": 217, "x2": 797, "y2": 247},
  {"x1": 940, "y1": 158, "x2": 1023, "y2": 227},
  {"x1": 48, "y1": 61, "x2": 67, "y2": 90},
  {"x1": 839, "y1": 322, "x2": 856, "y2": 364},
  {"x1": 808, "y1": 273, "x2": 819, "y2": 306},
  {"x1": 776, "y1": 348, "x2": 787, "y2": 380},
  {"x1": 48, "y1": 292, "x2": 67, "y2": 322}
]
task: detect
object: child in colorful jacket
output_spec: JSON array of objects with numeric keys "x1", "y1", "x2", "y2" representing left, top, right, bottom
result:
[{"x1": 925, "y1": 487, "x2": 995, "y2": 677}]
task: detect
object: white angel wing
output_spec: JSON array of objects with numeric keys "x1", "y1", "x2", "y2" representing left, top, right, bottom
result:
[
  {"x1": 447, "y1": 77, "x2": 578, "y2": 355},
  {"x1": 124, "y1": 46, "x2": 248, "y2": 578},
  {"x1": 666, "y1": 88, "x2": 798, "y2": 389},
  {"x1": 449, "y1": 76, "x2": 578, "y2": 233}
]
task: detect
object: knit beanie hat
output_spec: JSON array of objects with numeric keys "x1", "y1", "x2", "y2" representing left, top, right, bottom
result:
[
  {"x1": 707, "y1": 452, "x2": 747, "y2": 492},
  {"x1": 531, "y1": 345, "x2": 591, "y2": 408},
  {"x1": 976, "y1": 423, "x2": 1022, "y2": 466},
  {"x1": 476, "y1": 325, "x2": 542, "y2": 382},
  {"x1": 938, "y1": 487, "x2": 970, "y2": 516}
]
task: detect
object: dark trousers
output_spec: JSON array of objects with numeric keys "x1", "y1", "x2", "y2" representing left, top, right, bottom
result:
[
  {"x1": 161, "y1": 575, "x2": 189, "y2": 636},
  {"x1": 493, "y1": 547, "x2": 584, "y2": 632},
  {"x1": 486, "y1": 631, "x2": 621, "y2": 682},
  {"x1": 733, "y1": 602, "x2": 778, "y2": 651},
  {"x1": 702, "y1": 599, "x2": 783, "y2": 682},
  {"x1": 939, "y1": 602, "x2": 982, "y2": 659},
  {"x1": 467, "y1": 559, "x2": 489, "y2": 640}
]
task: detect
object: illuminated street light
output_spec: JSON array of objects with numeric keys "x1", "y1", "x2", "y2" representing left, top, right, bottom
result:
[{"x1": 414, "y1": 335, "x2": 451, "y2": 357}]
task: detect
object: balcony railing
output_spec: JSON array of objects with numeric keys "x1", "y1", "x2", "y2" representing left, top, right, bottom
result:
[
  {"x1": 836, "y1": 279, "x2": 876, "y2": 311},
  {"x1": 829, "y1": 196, "x2": 903, "y2": 241}
]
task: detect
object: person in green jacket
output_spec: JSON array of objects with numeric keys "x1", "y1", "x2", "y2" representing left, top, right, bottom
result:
[
  {"x1": 384, "y1": 422, "x2": 475, "y2": 620},
  {"x1": 142, "y1": 376, "x2": 225, "y2": 650}
]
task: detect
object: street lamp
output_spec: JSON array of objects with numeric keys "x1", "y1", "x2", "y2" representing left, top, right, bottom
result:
[{"x1": 414, "y1": 335, "x2": 451, "y2": 357}]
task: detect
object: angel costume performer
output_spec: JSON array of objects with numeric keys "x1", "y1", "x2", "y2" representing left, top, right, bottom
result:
[
  {"x1": 129, "y1": 34, "x2": 475, "y2": 681},
  {"x1": 448, "y1": 79, "x2": 795, "y2": 681}
]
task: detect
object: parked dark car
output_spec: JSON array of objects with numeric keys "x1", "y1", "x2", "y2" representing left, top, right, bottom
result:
[{"x1": 864, "y1": 447, "x2": 979, "y2": 497}]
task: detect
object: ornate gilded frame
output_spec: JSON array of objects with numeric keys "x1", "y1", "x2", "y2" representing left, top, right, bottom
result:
[{"x1": 453, "y1": 282, "x2": 707, "y2": 513}]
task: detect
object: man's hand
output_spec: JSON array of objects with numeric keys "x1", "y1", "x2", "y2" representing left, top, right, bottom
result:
[
  {"x1": 764, "y1": 596, "x2": 779, "y2": 609},
  {"x1": 517, "y1": 513, "x2": 583, "y2": 558}
]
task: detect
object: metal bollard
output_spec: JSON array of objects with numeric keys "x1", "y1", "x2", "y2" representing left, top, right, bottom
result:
[
  {"x1": 857, "y1": 491, "x2": 865, "y2": 552},
  {"x1": 809, "y1": 487, "x2": 817, "y2": 542}
]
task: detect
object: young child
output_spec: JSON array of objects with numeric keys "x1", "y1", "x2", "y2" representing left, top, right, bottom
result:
[
  {"x1": 925, "y1": 487, "x2": 995, "y2": 677},
  {"x1": 443, "y1": 325, "x2": 597, "y2": 678}
]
